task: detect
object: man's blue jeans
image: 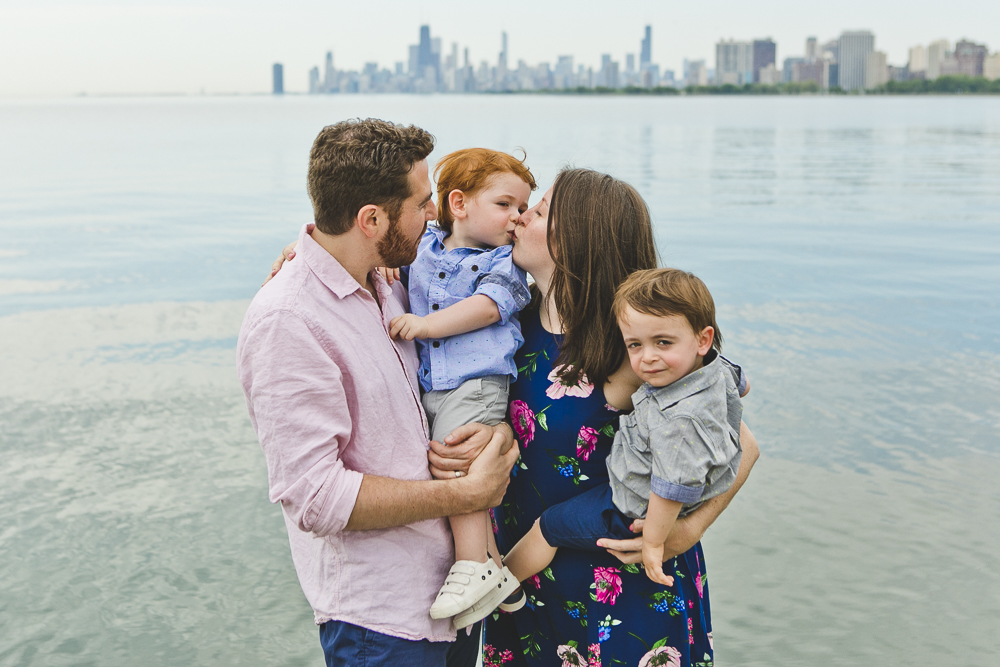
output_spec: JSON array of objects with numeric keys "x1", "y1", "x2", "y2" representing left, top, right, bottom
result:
[{"x1": 320, "y1": 620, "x2": 481, "y2": 667}]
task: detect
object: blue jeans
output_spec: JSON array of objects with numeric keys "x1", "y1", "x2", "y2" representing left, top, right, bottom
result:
[
  {"x1": 319, "y1": 620, "x2": 481, "y2": 667},
  {"x1": 538, "y1": 483, "x2": 636, "y2": 551}
]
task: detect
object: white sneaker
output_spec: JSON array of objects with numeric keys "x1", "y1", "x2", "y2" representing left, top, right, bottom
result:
[
  {"x1": 429, "y1": 560, "x2": 503, "y2": 620},
  {"x1": 453, "y1": 566, "x2": 520, "y2": 629}
]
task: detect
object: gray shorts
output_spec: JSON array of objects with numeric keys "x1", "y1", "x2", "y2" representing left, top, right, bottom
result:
[{"x1": 421, "y1": 375, "x2": 510, "y2": 443}]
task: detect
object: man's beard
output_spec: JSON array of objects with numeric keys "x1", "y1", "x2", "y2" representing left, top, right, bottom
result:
[{"x1": 377, "y1": 216, "x2": 422, "y2": 268}]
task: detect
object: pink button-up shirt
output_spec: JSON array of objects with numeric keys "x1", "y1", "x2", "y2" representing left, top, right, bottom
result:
[{"x1": 237, "y1": 225, "x2": 455, "y2": 642}]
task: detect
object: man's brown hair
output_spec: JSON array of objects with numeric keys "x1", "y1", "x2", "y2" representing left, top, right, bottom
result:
[
  {"x1": 612, "y1": 268, "x2": 723, "y2": 352},
  {"x1": 547, "y1": 169, "x2": 659, "y2": 387},
  {"x1": 434, "y1": 148, "x2": 537, "y2": 234},
  {"x1": 307, "y1": 118, "x2": 435, "y2": 235}
]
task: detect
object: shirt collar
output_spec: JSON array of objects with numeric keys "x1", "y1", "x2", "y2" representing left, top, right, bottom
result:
[
  {"x1": 297, "y1": 223, "x2": 387, "y2": 301},
  {"x1": 632, "y1": 349, "x2": 723, "y2": 411}
]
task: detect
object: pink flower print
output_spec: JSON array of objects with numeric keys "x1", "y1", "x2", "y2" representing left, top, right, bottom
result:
[
  {"x1": 688, "y1": 618, "x2": 694, "y2": 645},
  {"x1": 603, "y1": 403, "x2": 620, "y2": 412},
  {"x1": 637, "y1": 645, "x2": 682, "y2": 667},
  {"x1": 488, "y1": 507, "x2": 499, "y2": 534},
  {"x1": 509, "y1": 400, "x2": 536, "y2": 446},
  {"x1": 694, "y1": 571, "x2": 703, "y2": 598},
  {"x1": 483, "y1": 644, "x2": 514, "y2": 666},
  {"x1": 546, "y1": 365, "x2": 595, "y2": 400},
  {"x1": 587, "y1": 643, "x2": 601, "y2": 667},
  {"x1": 708, "y1": 631, "x2": 714, "y2": 651},
  {"x1": 593, "y1": 567, "x2": 623, "y2": 605},
  {"x1": 576, "y1": 426, "x2": 599, "y2": 460},
  {"x1": 556, "y1": 644, "x2": 586, "y2": 666},
  {"x1": 526, "y1": 574, "x2": 541, "y2": 590}
]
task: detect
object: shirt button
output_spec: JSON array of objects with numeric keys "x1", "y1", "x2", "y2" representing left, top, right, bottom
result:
[
  {"x1": 432, "y1": 341, "x2": 440, "y2": 348},
  {"x1": 471, "y1": 265, "x2": 479, "y2": 272},
  {"x1": 438, "y1": 272, "x2": 446, "y2": 279},
  {"x1": 431, "y1": 303, "x2": 439, "y2": 310}
]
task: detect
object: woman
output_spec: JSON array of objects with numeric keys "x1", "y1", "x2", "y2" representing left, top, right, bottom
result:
[{"x1": 428, "y1": 169, "x2": 759, "y2": 667}]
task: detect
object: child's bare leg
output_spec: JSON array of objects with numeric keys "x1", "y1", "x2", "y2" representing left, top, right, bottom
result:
[
  {"x1": 502, "y1": 519, "x2": 558, "y2": 583},
  {"x1": 450, "y1": 510, "x2": 493, "y2": 564}
]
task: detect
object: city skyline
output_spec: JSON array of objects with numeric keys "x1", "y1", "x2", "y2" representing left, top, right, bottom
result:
[
  {"x1": 3, "y1": 0, "x2": 1000, "y2": 96},
  {"x1": 290, "y1": 26, "x2": 997, "y2": 95}
]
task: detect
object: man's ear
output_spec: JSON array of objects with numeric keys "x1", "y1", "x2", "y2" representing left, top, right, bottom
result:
[
  {"x1": 697, "y1": 326, "x2": 715, "y2": 356},
  {"x1": 355, "y1": 204, "x2": 384, "y2": 239},
  {"x1": 447, "y1": 189, "x2": 468, "y2": 221}
]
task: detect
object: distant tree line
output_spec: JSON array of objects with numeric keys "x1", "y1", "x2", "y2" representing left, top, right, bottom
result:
[{"x1": 871, "y1": 75, "x2": 1000, "y2": 94}]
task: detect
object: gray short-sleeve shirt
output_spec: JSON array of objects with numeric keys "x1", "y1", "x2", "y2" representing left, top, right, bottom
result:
[{"x1": 606, "y1": 352, "x2": 743, "y2": 519}]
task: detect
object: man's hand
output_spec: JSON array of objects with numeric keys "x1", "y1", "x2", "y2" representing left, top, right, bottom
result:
[
  {"x1": 428, "y1": 422, "x2": 515, "y2": 479},
  {"x1": 464, "y1": 428, "x2": 519, "y2": 508},
  {"x1": 597, "y1": 515, "x2": 704, "y2": 565},
  {"x1": 642, "y1": 541, "x2": 674, "y2": 586},
  {"x1": 389, "y1": 313, "x2": 430, "y2": 341}
]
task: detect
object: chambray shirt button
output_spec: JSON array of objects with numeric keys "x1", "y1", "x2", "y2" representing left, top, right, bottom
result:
[
  {"x1": 471, "y1": 265, "x2": 479, "y2": 272},
  {"x1": 431, "y1": 303, "x2": 439, "y2": 310},
  {"x1": 432, "y1": 341, "x2": 440, "y2": 348},
  {"x1": 438, "y1": 272, "x2": 446, "y2": 279}
]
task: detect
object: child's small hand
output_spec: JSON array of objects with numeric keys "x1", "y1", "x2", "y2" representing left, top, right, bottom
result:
[
  {"x1": 642, "y1": 542, "x2": 674, "y2": 587},
  {"x1": 376, "y1": 266, "x2": 401, "y2": 285},
  {"x1": 389, "y1": 313, "x2": 431, "y2": 341}
]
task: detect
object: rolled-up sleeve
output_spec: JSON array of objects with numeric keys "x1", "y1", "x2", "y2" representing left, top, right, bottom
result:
[
  {"x1": 648, "y1": 415, "x2": 717, "y2": 504},
  {"x1": 239, "y1": 310, "x2": 363, "y2": 538},
  {"x1": 473, "y1": 251, "x2": 530, "y2": 326}
]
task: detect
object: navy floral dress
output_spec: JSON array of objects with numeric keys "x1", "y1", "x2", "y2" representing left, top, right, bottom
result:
[{"x1": 484, "y1": 306, "x2": 715, "y2": 667}]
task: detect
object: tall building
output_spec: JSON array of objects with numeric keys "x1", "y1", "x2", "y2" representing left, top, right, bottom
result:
[
  {"x1": 927, "y1": 40, "x2": 950, "y2": 80},
  {"x1": 909, "y1": 45, "x2": 928, "y2": 75},
  {"x1": 640, "y1": 26, "x2": 652, "y2": 68},
  {"x1": 324, "y1": 52, "x2": 336, "y2": 92},
  {"x1": 985, "y1": 53, "x2": 1000, "y2": 81},
  {"x1": 865, "y1": 51, "x2": 888, "y2": 88},
  {"x1": 308, "y1": 66, "x2": 320, "y2": 94},
  {"x1": 805, "y1": 37, "x2": 818, "y2": 60},
  {"x1": 752, "y1": 38, "x2": 776, "y2": 82},
  {"x1": 953, "y1": 39, "x2": 988, "y2": 77},
  {"x1": 838, "y1": 31, "x2": 875, "y2": 91},
  {"x1": 272, "y1": 63, "x2": 284, "y2": 94},
  {"x1": 716, "y1": 39, "x2": 753, "y2": 85}
]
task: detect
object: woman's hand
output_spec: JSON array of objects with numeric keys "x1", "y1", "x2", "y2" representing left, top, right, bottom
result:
[
  {"x1": 376, "y1": 267, "x2": 401, "y2": 285},
  {"x1": 597, "y1": 516, "x2": 705, "y2": 564},
  {"x1": 263, "y1": 235, "x2": 304, "y2": 286},
  {"x1": 427, "y1": 422, "x2": 516, "y2": 479}
]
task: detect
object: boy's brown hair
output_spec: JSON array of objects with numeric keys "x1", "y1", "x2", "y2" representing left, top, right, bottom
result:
[
  {"x1": 612, "y1": 268, "x2": 724, "y2": 352},
  {"x1": 307, "y1": 118, "x2": 435, "y2": 235},
  {"x1": 434, "y1": 148, "x2": 537, "y2": 234}
]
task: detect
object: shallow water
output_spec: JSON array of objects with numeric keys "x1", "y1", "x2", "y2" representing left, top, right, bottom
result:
[{"x1": 1, "y1": 95, "x2": 999, "y2": 666}]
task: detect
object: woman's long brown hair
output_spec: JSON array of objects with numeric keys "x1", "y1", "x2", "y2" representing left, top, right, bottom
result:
[{"x1": 547, "y1": 168, "x2": 659, "y2": 388}]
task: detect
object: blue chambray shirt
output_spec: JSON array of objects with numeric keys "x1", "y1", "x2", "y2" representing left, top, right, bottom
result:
[
  {"x1": 606, "y1": 351, "x2": 744, "y2": 519},
  {"x1": 405, "y1": 226, "x2": 530, "y2": 392}
]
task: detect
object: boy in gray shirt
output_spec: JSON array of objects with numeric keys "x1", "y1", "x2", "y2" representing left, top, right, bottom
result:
[{"x1": 503, "y1": 268, "x2": 742, "y2": 588}]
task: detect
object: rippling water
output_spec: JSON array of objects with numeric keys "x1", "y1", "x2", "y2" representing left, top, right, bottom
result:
[{"x1": 1, "y1": 95, "x2": 999, "y2": 666}]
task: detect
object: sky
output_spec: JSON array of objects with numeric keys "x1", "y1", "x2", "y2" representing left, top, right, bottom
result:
[{"x1": 2, "y1": 0, "x2": 999, "y2": 96}]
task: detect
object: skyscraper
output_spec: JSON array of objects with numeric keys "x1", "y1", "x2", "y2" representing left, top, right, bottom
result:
[
  {"x1": 752, "y1": 39, "x2": 776, "y2": 82},
  {"x1": 272, "y1": 63, "x2": 284, "y2": 95},
  {"x1": 324, "y1": 52, "x2": 335, "y2": 92},
  {"x1": 717, "y1": 39, "x2": 753, "y2": 85},
  {"x1": 640, "y1": 26, "x2": 652, "y2": 68},
  {"x1": 838, "y1": 31, "x2": 875, "y2": 90},
  {"x1": 927, "y1": 40, "x2": 950, "y2": 80},
  {"x1": 308, "y1": 66, "x2": 320, "y2": 94},
  {"x1": 806, "y1": 37, "x2": 818, "y2": 60}
]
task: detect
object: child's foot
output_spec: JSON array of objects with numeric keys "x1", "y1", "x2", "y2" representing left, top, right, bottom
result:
[
  {"x1": 453, "y1": 566, "x2": 521, "y2": 629},
  {"x1": 498, "y1": 585, "x2": 526, "y2": 612},
  {"x1": 429, "y1": 560, "x2": 503, "y2": 620}
]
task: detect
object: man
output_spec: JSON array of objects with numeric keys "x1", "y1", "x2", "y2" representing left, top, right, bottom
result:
[{"x1": 237, "y1": 118, "x2": 518, "y2": 666}]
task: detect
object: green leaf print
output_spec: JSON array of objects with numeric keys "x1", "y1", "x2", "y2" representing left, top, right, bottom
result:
[
  {"x1": 621, "y1": 563, "x2": 641, "y2": 575},
  {"x1": 599, "y1": 423, "x2": 615, "y2": 438},
  {"x1": 542, "y1": 567, "x2": 555, "y2": 581}
]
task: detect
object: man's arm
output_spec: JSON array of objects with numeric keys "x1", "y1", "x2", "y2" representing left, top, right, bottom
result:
[
  {"x1": 346, "y1": 429, "x2": 517, "y2": 529},
  {"x1": 240, "y1": 310, "x2": 517, "y2": 538}
]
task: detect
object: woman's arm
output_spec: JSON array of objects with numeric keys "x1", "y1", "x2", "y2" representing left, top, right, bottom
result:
[{"x1": 597, "y1": 420, "x2": 760, "y2": 563}]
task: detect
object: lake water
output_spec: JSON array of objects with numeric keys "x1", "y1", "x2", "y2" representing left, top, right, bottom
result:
[{"x1": 1, "y1": 94, "x2": 999, "y2": 666}]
